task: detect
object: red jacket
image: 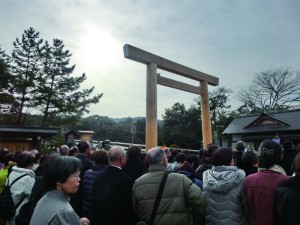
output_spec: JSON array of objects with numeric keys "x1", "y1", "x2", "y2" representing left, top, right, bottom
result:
[{"x1": 243, "y1": 169, "x2": 288, "y2": 225}]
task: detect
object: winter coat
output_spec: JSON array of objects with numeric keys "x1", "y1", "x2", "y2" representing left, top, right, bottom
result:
[
  {"x1": 82, "y1": 164, "x2": 107, "y2": 222},
  {"x1": 274, "y1": 175, "x2": 300, "y2": 225},
  {"x1": 30, "y1": 190, "x2": 81, "y2": 225},
  {"x1": 6, "y1": 166, "x2": 35, "y2": 225},
  {"x1": 0, "y1": 166, "x2": 10, "y2": 193},
  {"x1": 203, "y1": 166, "x2": 248, "y2": 225},
  {"x1": 70, "y1": 153, "x2": 92, "y2": 217},
  {"x1": 93, "y1": 166, "x2": 136, "y2": 225},
  {"x1": 122, "y1": 158, "x2": 146, "y2": 181},
  {"x1": 178, "y1": 170, "x2": 203, "y2": 190},
  {"x1": 244, "y1": 168, "x2": 289, "y2": 225},
  {"x1": 281, "y1": 150, "x2": 297, "y2": 176},
  {"x1": 132, "y1": 164, "x2": 206, "y2": 225}
]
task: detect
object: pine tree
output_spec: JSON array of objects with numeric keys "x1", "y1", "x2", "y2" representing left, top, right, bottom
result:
[
  {"x1": 0, "y1": 46, "x2": 16, "y2": 111},
  {"x1": 36, "y1": 39, "x2": 102, "y2": 126},
  {"x1": 11, "y1": 27, "x2": 43, "y2": 125}
]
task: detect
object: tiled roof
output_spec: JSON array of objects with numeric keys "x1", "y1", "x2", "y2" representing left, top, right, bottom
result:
[{"x1": 223, "y1": 109, "x2": 300, "y2": 134}]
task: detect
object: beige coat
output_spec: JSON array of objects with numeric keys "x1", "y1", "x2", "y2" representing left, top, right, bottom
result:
[{"x1": 132, "y1": 164, "x2": 206, "y2": 225}]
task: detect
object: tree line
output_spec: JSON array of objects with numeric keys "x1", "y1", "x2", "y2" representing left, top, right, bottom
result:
[
  {"x1": 0, "y1": 27, "x2": 102, "y2": 126},
  {"x1": 1, "y1": 28, "x2": 300, "y2": 149}
]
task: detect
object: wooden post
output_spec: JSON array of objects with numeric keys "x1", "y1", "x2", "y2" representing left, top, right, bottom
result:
[
  {"x1": 200, "y1": 80, "x2": 212, "y2": 149},
  {"x1": 146, "y1": 63, "x2": 157, "y2": 150}
]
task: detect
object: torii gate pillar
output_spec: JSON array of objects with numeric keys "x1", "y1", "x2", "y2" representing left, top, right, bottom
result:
[
  {"x1": 124, "y1": 44, "x2": 219, "y2": 150},
  {"x1": 146, "y1": 63, "x2": 158, "y2": 149}
]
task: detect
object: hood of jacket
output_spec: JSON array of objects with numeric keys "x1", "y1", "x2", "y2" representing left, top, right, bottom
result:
[{"x1": 203, "y1": 166, "x2": 245, "y2": 193}]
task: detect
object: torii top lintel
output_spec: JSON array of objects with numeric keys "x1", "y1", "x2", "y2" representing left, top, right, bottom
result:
[{"x1": 123, "y1": 44, "x2": 219, "y2": 86}]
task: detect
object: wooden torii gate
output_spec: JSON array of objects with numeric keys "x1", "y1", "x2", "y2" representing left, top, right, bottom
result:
[{"x1": 123, "y1": 44, "x2": 219, "y2": 150}]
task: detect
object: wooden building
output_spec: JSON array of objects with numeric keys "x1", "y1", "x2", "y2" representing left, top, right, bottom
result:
[
  {"x1": 223, "y1": 109, "x2": 300, "y2": 150},
  {"x1": 0, "y1": 126, "x2": 58, "y2": 153}
]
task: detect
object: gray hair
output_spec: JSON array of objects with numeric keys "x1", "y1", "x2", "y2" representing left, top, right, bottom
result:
[
  {"x1": 30, "y1": 149, "x2": 39, "y2": 155},
  {"x1": 59, "y1": 145, "x2": 70, "y2": 156},
  {"x1": 147, "y1": 147, "x2": 166, "y2": 164},
  {"x1": 109, "y1": 146, "x2": 126, "y2": 162}
]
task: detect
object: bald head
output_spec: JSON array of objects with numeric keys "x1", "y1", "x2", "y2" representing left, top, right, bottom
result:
[
  {"x1": 109, "y1": 146, "x2": 126, "y2": 164},
  {"x1": 147, "y1": 147, "x2": 166, "y2": 165}
]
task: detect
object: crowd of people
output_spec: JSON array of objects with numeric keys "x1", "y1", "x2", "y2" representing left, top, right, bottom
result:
[{"x1": 0, "y1": 139, "x2": 299, "y2": 225}]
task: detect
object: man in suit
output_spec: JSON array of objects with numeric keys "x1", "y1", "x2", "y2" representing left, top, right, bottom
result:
[{"x1": 92, "y1": 146, "x2": 136, "y2": 225}]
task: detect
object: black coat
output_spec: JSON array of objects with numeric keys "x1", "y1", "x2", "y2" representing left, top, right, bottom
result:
[
  {"x1": 274, "y1": 175, "x2": 300, "y2": 225},
  {"x1": 92, "y1": 166, "x2": 136, "y2": 225},
  {"x1": 82, "y1": 164, "x2": 107, "y2": 222},
  {"x1": 70, "y1": 154, "x2": 93, "y2": 217},
  {"x1": 122, "y1": 158, "x2": 146, "y2": 181}
]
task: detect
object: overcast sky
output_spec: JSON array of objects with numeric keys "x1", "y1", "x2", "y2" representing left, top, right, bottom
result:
[{"x1": 1, "y1": 0, "x2": 300, "y2": 119}]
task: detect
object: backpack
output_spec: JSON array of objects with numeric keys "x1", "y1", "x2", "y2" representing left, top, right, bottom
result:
[
  {"x1": 15, "y1": 176, "x2": 46, "y2": 225},
  {"x1": 0, "y1": 174, "x2": 29, "y2": 220}
]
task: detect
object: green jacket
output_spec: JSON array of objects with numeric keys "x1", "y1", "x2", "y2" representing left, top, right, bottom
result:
[
  {"x1": 0, "y1": 166, "x2": 9, "y2": 193},
  {"x1": 132, "y1": 164, "x2": 206, "y2": 225}
]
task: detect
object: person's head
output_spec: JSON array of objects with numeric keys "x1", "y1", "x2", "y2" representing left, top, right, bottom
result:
[
  {"x1": 292, "y1": 152, "x2": 300, "y2": 175},
  {"x1": 236, "y1": 141, "x2": 246, "y2": 152},
  {"x1": 69, "y1": 146, "x2": 79, "y2": 157},
  {"x1": 16, "y1": 151, "x2": 35, "y2": 169},
  {"x1": 258, "y1": 139, "x2": 282, "y2": 169},
  {"x1": 212, "y1": 147, "x2": 234, "y2": 166},
  {"x1": 282, "y1": 140, "x2": 293, "y2": 152},
  {"x1": 242, "y1": 150, "x2": 259, "y2": 167},
  {"x1": 34, "y1": 152, "x2": 43, "y2": 164},
  {"x1": 207, "y1": 145, "x2": 219, "y2": 157},
  {"x1": 162, "y1": 147, "x2": 171, "y2": 157},
  {"x1": 77, "y1": 141, "x2": 91, "y2": 156},
  {"x1": 30, "y1": 149, "x2": 39, "y2": 155},
  {"x1": 127, "y1": 145, "x2": 142, "y2": 159},
  {"x1": 179, "y1": 161, "x2": 194, "y2": 173},
  {"x1": 0, "y1": 149, "x2": 9, "y2": 163},
  {"x1": 139, "y1": 152, "x2": 147, "y2": 162},
  {"x1": 147, "y1": 147, "x2": 167, "y2": 166},
  {"x1": 43, "y1": 154, "x2": 82, "y2": 194},
  {"x1": 3, "y1": 153, "x2": 14, "y2": 166},
  {"x1": 178, "y1": 161, "x2": 195, "y2": 180},
  {"x1": 108, "y1": 146, "x2": 126, "y2": 167},
  {"x1": 181, "y1": 150, "x2": 190, "y2": 156},
  {"x1": 59, "y1": 145, "x2": 70, "y2": 156},
  {"x1": 175, "y1": 153, "x2": 187, "y2": 163},
  {"x1": 39, "y1": 154, "x2": 48, "y2": 166},
  {"x1": 186, "y1": 154, "x2": 200, "y2": 170},
  {"x1": 171, "y1": 149, "x2": 178, "y2": 158},
  {"x1": 91, "y1": 150, "x2": 109, "y2": 166}
]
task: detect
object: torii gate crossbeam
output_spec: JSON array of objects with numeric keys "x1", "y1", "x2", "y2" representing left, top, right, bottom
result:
[{"x1": 123, "y1": 44, "x2": 219, "y2": 150}]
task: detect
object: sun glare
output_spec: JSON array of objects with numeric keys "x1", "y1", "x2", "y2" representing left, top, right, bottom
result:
[{"x1": 77, "y1": 27, "x2": 121, "y2": 71}]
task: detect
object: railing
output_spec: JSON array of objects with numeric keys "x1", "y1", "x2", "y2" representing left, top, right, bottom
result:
[
  {"x1": 109, "y1": 141, "x2": 199, "y2": 154},
  {"x1": 75, "y1": 140, "x2": 200, "y2": 154}
]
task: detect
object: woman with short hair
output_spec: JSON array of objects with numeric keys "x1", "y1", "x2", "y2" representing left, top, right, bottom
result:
[
  {"x1": 82, "y1": 150, "x2": 109, "y2": 224},
  {"x1": 244, "y1": 139, "x2": 289, "y2": 225},
  {"x1": 6, "y1": 151, "x2": 35, "y2": 225},
  {"x1": 203, "y1": 147, "x2": 249, "y2": 225},
  {"x1": 30, "y1": 155, "x2": 89, "y2": 225}
]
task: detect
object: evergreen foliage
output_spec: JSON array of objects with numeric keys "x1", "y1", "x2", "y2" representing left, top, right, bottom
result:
[{"x1": 0, "y1": 27, "x2": 102, "y2": 126}]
